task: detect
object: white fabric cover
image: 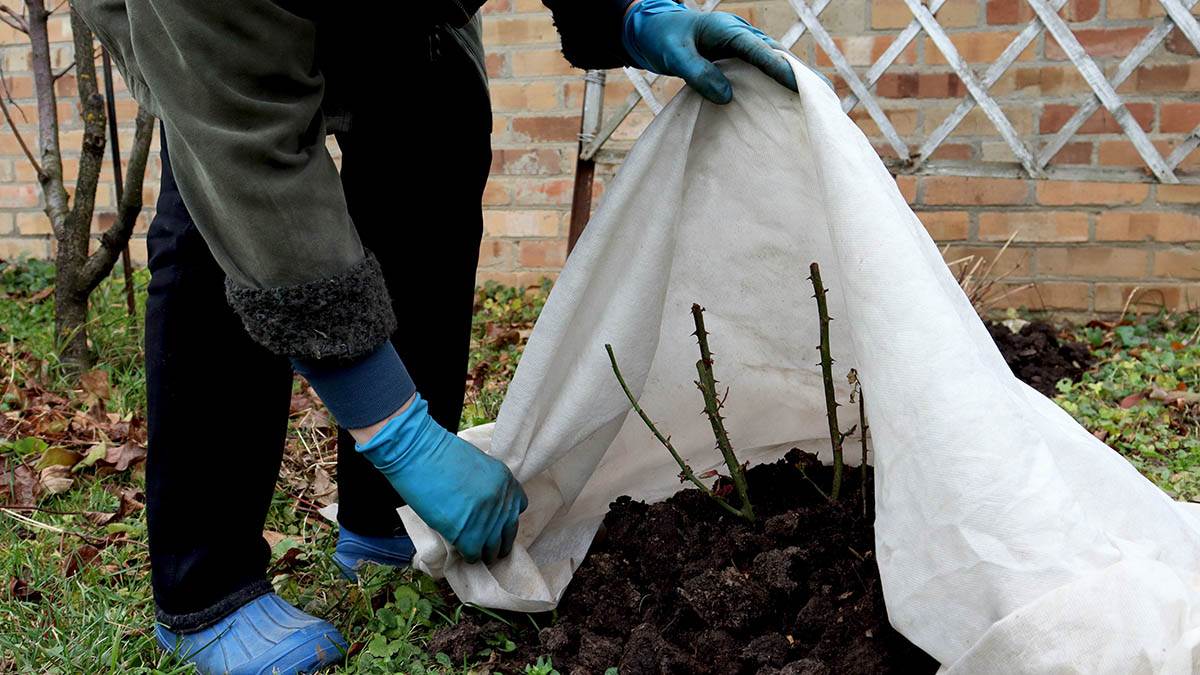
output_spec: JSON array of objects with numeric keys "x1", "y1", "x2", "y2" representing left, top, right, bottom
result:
[{"x1": 399, "y1": 57, "x2": 1200, "y2": 672}]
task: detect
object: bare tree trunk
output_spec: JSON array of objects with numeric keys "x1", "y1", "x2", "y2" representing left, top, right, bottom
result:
[{"x1": 15, "y1": 2, "x2": 156, "y2": 373}]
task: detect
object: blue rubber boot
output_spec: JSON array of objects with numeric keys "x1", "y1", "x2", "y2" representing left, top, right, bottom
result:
[
  {"x1": 332, "y1": 524, "x2": 416, "y2": 581},
  {"x1": 155, "y1": 593, "x2": 346, "y2": 674}
]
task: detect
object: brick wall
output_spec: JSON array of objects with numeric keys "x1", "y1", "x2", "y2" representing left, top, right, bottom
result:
[{"x1": 1, "y1": 1, "x2": 1197, "y2": 314}]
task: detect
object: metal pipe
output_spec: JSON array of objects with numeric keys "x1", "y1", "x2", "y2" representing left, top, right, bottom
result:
[
  {"x1": 101, "y1": 47, "x2": 136, "y2": 318},
  {"x1": 567, "y1": 69, "x2": 606, "y2": 254}
]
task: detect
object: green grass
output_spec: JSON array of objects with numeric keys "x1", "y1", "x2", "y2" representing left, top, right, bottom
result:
[{"x1": 1, "y1": 257, "x2": 1195, "y2": 672}]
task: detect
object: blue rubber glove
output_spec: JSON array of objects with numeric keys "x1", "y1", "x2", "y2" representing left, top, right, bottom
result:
[
  {"x1": 622, "y1": 0, "x2": 798, "y2": 104},
  {"x1": 356, "y1": 394, "x2": 527, "y2": 565}
]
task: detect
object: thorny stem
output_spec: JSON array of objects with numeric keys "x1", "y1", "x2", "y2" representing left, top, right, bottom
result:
[
  {"x1": 691, "y1": 304, "x2": 754, "y2": 522},
  {"x1": 852, "y1": 369, "x2": 869, "y2": 518},
  {"x1": 810, "y1": 262, "x2": 845, "y2": 501},
  {"x1": 605, "y1": 344, "x2": 745, "y2": 520}
]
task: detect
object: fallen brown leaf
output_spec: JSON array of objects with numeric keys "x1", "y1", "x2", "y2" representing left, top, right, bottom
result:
[
  {"x1": 1150, "y1": 387, "x2": 1200, "y2": 406},
  {"x1": 1119, "y1": 392, "x2": 1147, "y2": 409},
  {"x1": 62, "y1": 544, "x2": 102, "y2": 578},
  {"x1": 85, "y1": 487, "x2": 144, "y2": 526},
  {"x1": 309, "y1": 467, "x2": 337, "y2": 507},
  {"x1": 27, "y1": 285, "x2": 53, "y2": 304},
  {"x1": 38, "y1": 465, "x2": 73, "y2": 495},
  {"x1": 8, "y1": 577, "x2": 42, "y2": 603},
  {"x1": 79, "y1": 369, "x2": 111, "y2": 401},
  {"x1": 35, "y1": 446, "x2": 81, "y2": 470},
  {"x1": 104, "y1": 443, "x2": 147, "y2": 472}
]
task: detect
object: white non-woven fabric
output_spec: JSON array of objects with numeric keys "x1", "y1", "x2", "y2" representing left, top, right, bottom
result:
[{"x1": 399, "y1": 56, "x2": 1200, "y2": 672}]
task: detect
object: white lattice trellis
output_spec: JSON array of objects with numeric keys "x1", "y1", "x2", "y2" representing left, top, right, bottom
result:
[{"x1": 576, "y1": 0, "x2": 1200, "y2": 185}]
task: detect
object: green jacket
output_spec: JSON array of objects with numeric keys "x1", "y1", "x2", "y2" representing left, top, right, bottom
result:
[{"x1": 75, "y1": 0, "x2": 631, "y2": 360}]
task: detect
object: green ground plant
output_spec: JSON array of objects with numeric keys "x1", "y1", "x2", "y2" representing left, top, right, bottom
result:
[
  {"x1": 1056, "y1": 312, "x2": 1200, "y2": 500},
  {"x1": 462, "y1": 280, "x2": 552, "y2": 429}
]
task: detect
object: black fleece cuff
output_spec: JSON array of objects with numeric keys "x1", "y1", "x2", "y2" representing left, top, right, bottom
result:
[
  {"x1": 545, "y1": 0, "x2": 637, "y2": 70},
  {"x1": 156, "y1": 579, "x2": 274, "y2": 633},
  {"x1": 224, "y1": 252, "x2": 397, "y2": 361}
]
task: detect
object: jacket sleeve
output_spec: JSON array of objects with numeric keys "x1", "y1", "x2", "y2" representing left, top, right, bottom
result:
[
  {"x1": 74, "y1": 0, "x2": 394, "y2": 361},
  {"x1": 543, "y1": 0, "x2": 636, "y2": 70}
]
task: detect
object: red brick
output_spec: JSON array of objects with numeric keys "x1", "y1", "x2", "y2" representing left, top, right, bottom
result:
[
  {"x1": 995, "y1": 66, "x2": 1092, "y2": 96},
  {"x1": 1097, "y1": 140, "x2": 1177, "y2": 167},
  {"x1": 510, "y1": 49, "x2": 575, "y2": 77},
  {"x1": 1107, "y1": 0, "x2": 1166, "y2": 19},
  {"x1": 491, "y1": 149, "x2": 562, "y2": 175},
  {"x1": 1063, "y1": 0, "x2": 1101, "y2": 21},
  {"x1": 1096, "y1": 212, "x2": 1200, "y2": 242},
  {"x1": 989, "y1": 0, "x2": 1097, "y2": 22},
  {"x1": 1153, "y1": 250, "x2": 1200, "y2": 279},
  {"x1": 917, "y1": 211, "x2": 970, "y2": 240},
  {"x1": 517, "y1": 239, "x2": 567, "y2": 268},
  {"x1": 923, "y1": 176, "x2": 1029, "y2": 205},
  {"x1": 1166, "y1": 29, "x2": 1199, "y2": 57},
  {"x1": 1035, "y1": 181, "x2": 1148, "y2": 206},
  {"x1": 942, "y1": 245, "x2": 1034, "y2": 276},
  {"x1": 483, "y1": 210, "x2": 559, "y2": 238},
  {"x1": 1039, "y1": 103, "x2": 1153, "y2": 134},
  {"x1": 483, "y1": 179, "x2": 511, "y2": 206},
  {"x1": 512, "y1": 115, "x2": 580, "y2": 142},
  {"x1": 1094, "y1": 284, "x2": 1195, "y2": 312},
  {"x1": 1046, "y1": 28, "x2": 1152, "y2": 61},
  {"x1": 1161, "y1": 103, "x2": 1200, "y2": 133},
  {"x1": 514, "y1": 178, "x2": 573, "y2": 206},
  {"x1": 978, "y1": 212, "x2": 1090, "y2": 242},
  {"x1": 0, "y1": 237, "x2": 48, "y2": 259},
  {"x1": 489, "y1": 81, "x2": 559, "y2": 111},
  {"x1": 923, "y1": 31, "x2": 1034, "y2": 65},
  {"x1": 996, "y1": 282, "x2": 1091, "y2": 310},
  {"x1": 816, "y1": 36, "x2": 916, "y2": 67},
  {"x1": 929, "y1": 143, "x2": 973, "y2": 160},
  {"x1": 877, "y1": 72, "x2": 973, "y2": 99},
  {"x1": 485, "y1": 53, "x2": 506, "y2": 78},
  {"x1": 477, "y1": 239, "x2": 513, "y2": 268},
  {"x1": 483, "y1": 15, "x2": 558, "y2": 45},
  {"x1": 1157, "y1": 184, "x2": 1200, "y2": 204},
  {"x1": 986, "y1": 0, "x2": 1032, "y2": 25},
  {"x1": 1121, "y1": 63, "x2": 1200, "y2": 94},
  {"x1": 1047, "y1": 142, "x2": 1093, "y2": 165},
  {"x1": 1037, "y1": 247, "x2": 1148, "y2": 278},
  {"x1": 848, "y1": 108, "x2": 919, "y2": 137},
  {"x1": 0, "y1": 184, "x2": 38, "y2": 208},
  {"x1": 895, "y1": 175, "x2": 917, "y2": 204}
]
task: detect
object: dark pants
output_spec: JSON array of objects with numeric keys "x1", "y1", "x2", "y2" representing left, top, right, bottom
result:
[{"x1": 144, "y1": 33, "x2": 492, "y2": 631}]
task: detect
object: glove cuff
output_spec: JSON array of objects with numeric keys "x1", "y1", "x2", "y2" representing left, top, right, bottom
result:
[
  {"x1": 292, "y1": 341, "x2": 416, "y2": 429},
  {"x1": 622, "y1": 0, "x2": 690, "y2": 72},
  {"x1": 355, "y1": 393, "x2": 442, "y2": 474}
]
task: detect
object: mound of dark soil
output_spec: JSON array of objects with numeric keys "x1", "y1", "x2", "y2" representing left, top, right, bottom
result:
[
  {"x1": 987, "y1": 320, "x2": 1094, "y2": 397},
  {"x1": 435, "y1": 452, "x2": 938, "y2": 674}
]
